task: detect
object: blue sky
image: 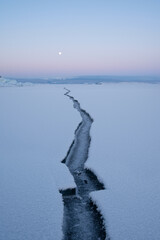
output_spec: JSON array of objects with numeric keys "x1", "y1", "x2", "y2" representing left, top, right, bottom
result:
[{"x1": 0, "y1": 0, "x2": 160, "y2": 77}]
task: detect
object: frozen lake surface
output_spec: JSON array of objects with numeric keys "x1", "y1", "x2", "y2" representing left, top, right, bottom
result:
[
  {"x1": 0, "y1": 81, "x2": 160, "y2": 239},
  {"x1": 68, "y1": 83, "x2": 160, "y2": 240},
  {"x1": 0, "y1": 85, "x2": 79, "y2": 240}
]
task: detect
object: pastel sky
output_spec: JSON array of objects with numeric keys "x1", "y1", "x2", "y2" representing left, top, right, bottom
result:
[{"x1": 0, "y1": 0, "x2": 160, "y2": 78}]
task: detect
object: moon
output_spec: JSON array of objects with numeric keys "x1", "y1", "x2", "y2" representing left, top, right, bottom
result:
[{"x1": 58, "y1": 52, "x2": 62, "y2": 55}]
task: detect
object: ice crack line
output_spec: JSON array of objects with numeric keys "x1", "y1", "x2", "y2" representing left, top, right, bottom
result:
[{"x1": 60, "y1": 88, "x2": 109, "y2": 240}]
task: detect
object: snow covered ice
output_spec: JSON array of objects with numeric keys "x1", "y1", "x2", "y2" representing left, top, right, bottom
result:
[
  {"x1": 0, "y1": 81, "x2": 160, "y2": 240},
  {"x1": 68, "y1": 83, "x2": 160, "y2": 240},
  {"x1": 0, "y1": 84, "x2": 79, "y2": 240}
]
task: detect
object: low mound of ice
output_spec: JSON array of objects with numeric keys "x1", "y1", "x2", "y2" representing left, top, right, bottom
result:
[{"x1": 0, "y1": 77, "x2": 32, "y2": 87}]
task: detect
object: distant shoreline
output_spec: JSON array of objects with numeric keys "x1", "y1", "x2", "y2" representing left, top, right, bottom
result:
[{"x1": 3, "y1": 75, "x2": 160, "y2": 85}]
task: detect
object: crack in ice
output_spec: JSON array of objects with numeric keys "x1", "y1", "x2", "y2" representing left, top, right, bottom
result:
[{"x1": 60, "y1": 88, "x2": 109, "y2": 240}]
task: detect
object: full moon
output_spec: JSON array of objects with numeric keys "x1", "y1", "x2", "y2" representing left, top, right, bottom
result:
[{"x1": 58, "y1": 52, "x2": 62, "y2": 55}]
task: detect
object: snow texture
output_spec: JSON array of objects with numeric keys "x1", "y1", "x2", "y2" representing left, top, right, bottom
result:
[
  {"x1": 0, "y1": 85, "x2": 80, "y2": 240},
  {"x1": 68, "y1": 83, "x2": 160, "y2": 240}
]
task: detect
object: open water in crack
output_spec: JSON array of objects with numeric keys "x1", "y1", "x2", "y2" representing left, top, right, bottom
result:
[{"x1": 60, "y1": 89, "x2": 109, "y2": 240}]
